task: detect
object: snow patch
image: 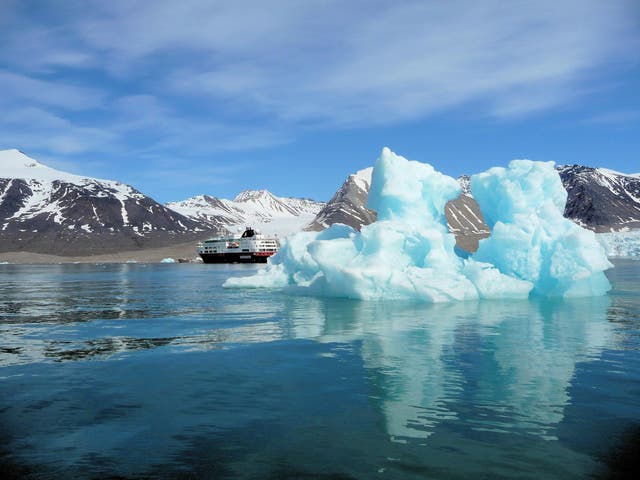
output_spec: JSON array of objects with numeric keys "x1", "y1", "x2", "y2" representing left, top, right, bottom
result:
[
  {"x1": 1, "y1": 149, "x2": 109, "y2": 185},
  {"x1": 168, "y1": 190, "x2": 324, "y2": 236},
  {"x1": 597, "y1": 230, "x2": 640, "y2": 257},
  {"x1": 598, "y1": 167, "x2": 634, "y2": 177},
  {"x1": 351, "y1": 167, "x2": 373, "y2": 192}
]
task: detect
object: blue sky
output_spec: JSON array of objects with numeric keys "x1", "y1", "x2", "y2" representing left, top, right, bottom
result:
[{"x1": 0, "y1": 0, "x2": 639, "y2": 203}]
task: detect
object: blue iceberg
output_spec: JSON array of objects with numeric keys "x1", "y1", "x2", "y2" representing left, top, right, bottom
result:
[
  {"x1": 471, "y1": 160, "x2": 612, "y2": 297},
  {"x1": 224, "y1": 148, "x2": 611, "y2": 300}
]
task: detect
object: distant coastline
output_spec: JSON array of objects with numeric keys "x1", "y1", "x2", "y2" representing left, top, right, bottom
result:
[{"x1": 0, "y1": 241, "x2": 201, "y2": 264}]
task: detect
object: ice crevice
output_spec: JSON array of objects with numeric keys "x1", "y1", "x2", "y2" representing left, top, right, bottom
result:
[{"x1": 224, "y1": 147, "x2": 612, "y2": 301}]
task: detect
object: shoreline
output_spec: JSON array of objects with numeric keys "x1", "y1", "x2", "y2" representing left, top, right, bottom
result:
[
  {"x1": 0, "y1": 241, "x2": 202, "y2": 264},
  {"x1": 1, "y1": 234, "x2": 637, "y2": 265}
]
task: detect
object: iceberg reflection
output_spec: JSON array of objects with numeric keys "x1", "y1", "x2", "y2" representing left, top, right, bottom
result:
[{"x1": 299, "y1": 296, "x2": 613, "y2": 440}]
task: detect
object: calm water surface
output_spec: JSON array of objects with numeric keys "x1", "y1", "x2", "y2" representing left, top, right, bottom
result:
[{"x1": 0, "y1": 261, "x2": 639, "y2": 479}]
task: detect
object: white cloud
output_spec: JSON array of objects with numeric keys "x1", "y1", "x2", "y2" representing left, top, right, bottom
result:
[
  {"x1": 0, "y1": 106, "x2": 116, "y2": 155},
  {"x1": 139, "y1": 0, "x2": 638, "y2": 125},
  {"x1": 0, "y1": 0, "x2": 638, "y2": 165},
  {"x1": 0, "y1": 71, "x2": 105, "y2": 111}
]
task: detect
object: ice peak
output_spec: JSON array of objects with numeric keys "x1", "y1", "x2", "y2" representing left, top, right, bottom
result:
[
  {"x1": 349, "y1": 167, "x2": 373, "y2": 192},
  {"x1": 1, "y1": 148, "x2": 43, "y2": 169},
  {"x1": 233, "y1": 189, "x2": 275, "y2": 202},
  {"x1": 0, "y1": 150, "x2": 126, "y2": 190},
  {"x1": 597, "y1": 167, "x2": 632, "y2": 177},
  {"x1": 0, "y1": 149, "x2": 85, "y2": 183}
]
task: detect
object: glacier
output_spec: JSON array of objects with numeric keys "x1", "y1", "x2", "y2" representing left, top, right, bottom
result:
[
  {"x1": 597, "y1": 230, "x2": 640, "y2": 258},
  {"x1": 224, "y1": 148, "x2": 612, "y2": 301}
]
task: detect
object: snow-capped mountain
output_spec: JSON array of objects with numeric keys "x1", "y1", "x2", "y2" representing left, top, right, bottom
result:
[
  {"x1": 3, "y1": 148, "x2": 637, "y2": 258},
  {"x1": 164, "y1": 194, "x2": 243, "y2": 231},
  {"x1": 306, "y1": 164, "x2": 640, "y2": 251},
  {"x1": 167, "y1": 189, "x2": 324, "y2": 236},
  {"x1": 0, "y1": 149, "x2": 216, "y2": 255},
  {"x1": 558, "y1": 165, "x2": 640, "y2": 232},
  {"x1": 305, "y1": 167, "x2": 377, "y2": 231}
]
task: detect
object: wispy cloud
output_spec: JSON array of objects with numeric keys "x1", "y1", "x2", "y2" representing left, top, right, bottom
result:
[
  {"x1": 0, "y1": 106, "x2": 116, "y2": 155},
  {"x1": 5, "y1": 1, "x2": 637, "y2": 124},
  {"x1": 0, "y1": 0, "x2": 638, "y2": 195},
  {"x1": 0, "y1": 71, "x2": 105, "y2": 111},
  {"x1": 159, "y1": 0, "x2": 640, "y2": 124}
]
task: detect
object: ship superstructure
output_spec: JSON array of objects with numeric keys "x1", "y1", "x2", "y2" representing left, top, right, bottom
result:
[{"x1": 198, "y1": 227, "x2": 279, "y2": 263}]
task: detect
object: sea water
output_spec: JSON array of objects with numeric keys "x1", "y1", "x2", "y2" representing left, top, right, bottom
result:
[{"x1": 0, "y1": 261, "x2": 639, "y2": 479}]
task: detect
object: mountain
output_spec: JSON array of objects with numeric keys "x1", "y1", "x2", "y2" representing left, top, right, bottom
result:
[
  {"x1": 305, "y1": 167, "x2": 377, "y2": 232},
  {"x1": 0, "y1": 149, "x2": 216, "y2": 255},
  {"x1": 167, "y1": 189, "x2": 325, "y2": 236},
  {"x1": 163, "y1": 194, "x2": 243, "y2": 232},
  {"x1": 3, "y1": 148, "x2": 637, "y2": 258},
  {"x1": 304, "y1": 168, "x2": 490, "y2": 251},
  {"x1": 558, "y1": 165, "x2": 640, "y2": 232},
  {"x1": 443, "y1": 176, "x2": 491, "y2": 251},
  {"x1": 306, "y1": 164, "x2": 640, "y2": 252}
]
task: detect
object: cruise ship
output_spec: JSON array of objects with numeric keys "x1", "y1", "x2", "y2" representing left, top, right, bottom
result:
[{"x1": 198, "y1": 227, "x2": 279, "y2": 263}]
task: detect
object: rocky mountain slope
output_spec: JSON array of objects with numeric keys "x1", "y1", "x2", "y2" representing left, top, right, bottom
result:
[
  {"x1": 0, "y1": 149, "x2": 216, "y2": 255},
  {"x1": 3, "y1": 148, "x2": 637, "y2": 258},
  {"x1": 167, "y1": 189, "x2": 324, "y2": 236},
  {"x1": 305, "y1": 167, "x2": 377, "y2": 232},
  {"x1": 443, "y1": 176, "x2": 491, "y2": 251},
  {"x1": 305, "y1": 168, "x2": 490, "y2": 251},
  {"x1": 306, "y1": 164, "x2": 640, "y2": 252},
  {"x1": 558, "y1": 165, "x2": 640, "y2": 232}
]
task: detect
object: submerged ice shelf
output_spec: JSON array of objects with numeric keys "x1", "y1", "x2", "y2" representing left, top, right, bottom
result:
[{"x1": 224, "y1": 148, "x2": 612, "y2": 301}]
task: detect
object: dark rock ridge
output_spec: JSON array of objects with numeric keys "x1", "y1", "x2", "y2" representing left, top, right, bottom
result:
[
  {"x1": 306, "y1": 165, "x2": 640, "y2": 252},
  {"x1": 304, "y1": 169, "x2": 490, "y2": 252},
  {"x1": 305, "y1": 167, "x2": 377, "y2": 232},
  {"x1": 558, "y1": 165, "x2": 640, "y2": 232},
  {"x1": 0, "y1": 150, "x2": 218, "y2": 256}
]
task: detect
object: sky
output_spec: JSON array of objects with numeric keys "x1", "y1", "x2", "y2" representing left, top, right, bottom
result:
[{"x1": 0, "y1": 0, "x2": 639, "y2": 203}]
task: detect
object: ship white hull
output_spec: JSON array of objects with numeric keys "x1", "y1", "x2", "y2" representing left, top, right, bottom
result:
[{"x1": 197, "y1": 227, "x2": 279, "y2": 264}]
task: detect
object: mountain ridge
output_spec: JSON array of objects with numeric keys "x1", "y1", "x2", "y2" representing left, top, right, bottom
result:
[
  {"x1": 2, "y1": 149, "x2": 638, "y2": 258},
  {"x1": 0, "y1": 149, "x2": 217, "y2": 255},
  {"x1": 167, "y1": 189, "x2": 325, "y2": 236},
  {"x1": 306, "y1": 163, "x2": 640, "y2": 252},
  {"x1": 305, "y1": 167, "x2": 376, "y2": 232}
]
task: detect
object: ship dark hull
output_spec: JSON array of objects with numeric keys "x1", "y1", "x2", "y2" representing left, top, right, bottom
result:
[{"x1": 199, "y1": 252, "x2": 274, "y2": 264}]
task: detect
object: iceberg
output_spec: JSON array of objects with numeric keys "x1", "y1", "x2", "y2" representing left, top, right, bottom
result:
[
  {"x1": 224, "y1": 148, "x2": 611, "y2": 301},
  {"x1": 471, "y1": 160, "x2": 612, "y2": 297}
]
